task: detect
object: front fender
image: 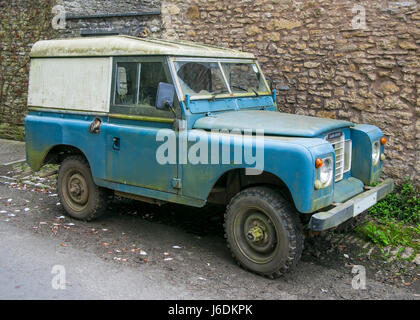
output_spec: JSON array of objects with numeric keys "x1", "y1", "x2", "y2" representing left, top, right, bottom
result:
[
  {"x1": 351, "y1": 124, "x2": 384, "y2": 185},
  {"x1": 181, "y1": 131, "x2": 334, "y2": 213}
]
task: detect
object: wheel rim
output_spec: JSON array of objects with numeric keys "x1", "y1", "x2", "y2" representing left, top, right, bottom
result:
[
  {"x1": 233, "y1": 206, "x2": 279, "y2": 264},
  {"x1": 62, "y1": 170, "x2": 89, "y2": 212}
]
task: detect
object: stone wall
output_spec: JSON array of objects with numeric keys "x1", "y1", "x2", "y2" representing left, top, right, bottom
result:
[
  {"x1": 0, "y1": 0, "x2": 418, "y2": 185},
  {"x1": 62, "y1": 0, "x2": 162, "y2": 38},
  {"x1": 0, "y1": 0, "x2": 58, "y2": 126},
  {"x1": 161, "y1": 0, "x2": 420, "y2": 185}
]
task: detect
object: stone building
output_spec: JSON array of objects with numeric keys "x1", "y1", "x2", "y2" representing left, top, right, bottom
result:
[{"x1": 0, "y1": 0, "x2": 418, "y2": 185}]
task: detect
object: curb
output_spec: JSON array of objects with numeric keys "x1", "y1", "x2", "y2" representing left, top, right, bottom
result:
[
  {"x1": 326, "y1": 232, "x2": 420, "y2": 266},
  {"x1": 1, "y1": 159, "x2": 26, "y2": 166}
]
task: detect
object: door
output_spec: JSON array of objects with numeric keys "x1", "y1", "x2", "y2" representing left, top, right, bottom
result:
[{"x1": 104, "y1": 57, "x2": 180, "y2": 194}]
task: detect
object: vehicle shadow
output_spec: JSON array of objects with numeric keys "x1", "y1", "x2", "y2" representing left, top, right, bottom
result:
[{"x1": 106, "y1": 196, "x2": 226, "y2": 238}]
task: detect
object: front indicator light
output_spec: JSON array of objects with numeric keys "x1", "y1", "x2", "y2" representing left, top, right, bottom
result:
[
  {"x1": 380, "y1": 137, "x2": 387, "y2": 145},
  {"x1": 315, "y1": 158, "x2": 323, "y2": 168}
]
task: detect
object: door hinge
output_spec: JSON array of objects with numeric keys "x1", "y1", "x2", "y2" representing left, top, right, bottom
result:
[{"x1": 171, "y1": 178, "x2": 182, "y2": 189}]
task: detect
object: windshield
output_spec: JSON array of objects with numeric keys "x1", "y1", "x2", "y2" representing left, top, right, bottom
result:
[{"x1": 173, "y1": 60, "x2": 270, "y2": 99}]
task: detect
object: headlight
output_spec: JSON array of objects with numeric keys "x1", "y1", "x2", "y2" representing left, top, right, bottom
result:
[
  {"x1": 372, "y1": 140, "x2": 380, "y2": 166},
  {"x1": 319, "y1": 157, "x2": 333, "y2": 187}
]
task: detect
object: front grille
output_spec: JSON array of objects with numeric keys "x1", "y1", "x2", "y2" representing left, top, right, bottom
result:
[{"x1": 326, "y1": 131, "x2": 352, "y2": 182}]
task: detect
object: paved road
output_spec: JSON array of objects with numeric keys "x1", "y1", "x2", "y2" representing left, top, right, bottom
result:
[
  {"x1": 0, "y1": 222, "x2": 200, "y2": 300},
  {"x1": 0, "y1": 138, "x2": 25, "y2": 165},
  {"x1": 0, "y1": 139, "x2": 418, "y2": 300}
]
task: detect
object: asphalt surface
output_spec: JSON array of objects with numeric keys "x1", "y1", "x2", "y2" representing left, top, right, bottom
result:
[
  {"x1": 0, "y1": 139, "x2": 418, "y2": 300},
  {"x1": 0, "y1": 139, "x2": 25, "y2": 164}
]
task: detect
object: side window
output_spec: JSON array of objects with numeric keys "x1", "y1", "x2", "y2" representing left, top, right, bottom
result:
[
  {"x1": 113, "y1": 61, "x2": 176, "y2": 118},
  {"x1": 138, "y1": 62, "x2": 168, "y2": 106}
]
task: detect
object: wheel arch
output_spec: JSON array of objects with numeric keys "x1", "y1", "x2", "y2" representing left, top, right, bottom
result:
[
  {"x1": 206, "y1": 168, "x2": 295, "y2": 207},
  {"x1": 33, "y1": 144, "x2": 91, "y2": 170}
]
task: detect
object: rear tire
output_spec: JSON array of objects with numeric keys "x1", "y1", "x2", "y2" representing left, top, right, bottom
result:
[
  {"x1": 57, "y1": 155, "x2": 108, "y2": 221},
  {"x1": 224, "y1": 186, "x2": 304, "y2": 278}
]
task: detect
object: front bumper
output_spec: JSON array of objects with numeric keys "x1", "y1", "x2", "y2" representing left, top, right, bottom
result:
[{"x1": 309, "y1": 178, "x2": 394, "y2": 231}]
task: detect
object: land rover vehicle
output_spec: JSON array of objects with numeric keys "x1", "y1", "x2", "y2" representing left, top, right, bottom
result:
[{"x1": 25, "y1": 36, "x2": 393, "y2": 277}]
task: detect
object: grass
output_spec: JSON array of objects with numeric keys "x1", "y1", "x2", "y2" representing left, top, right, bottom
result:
[
  {"x1": 357, "y1": 220, "x2": 419, "y2": 249},
  {"x1": 355, "y1": 178, "x2": 420, "y2": 256},
  {"x1": 369, "y1": 178, "x2": 419, "y2": 224}
]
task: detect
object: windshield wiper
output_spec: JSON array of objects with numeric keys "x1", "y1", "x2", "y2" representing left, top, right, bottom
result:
[
  {"x1": 231, "y1": 85, "x2": 259, "y2": 97},
  {"x1": 231, "y1": 85, "x2": 248, "y2": 92},
  {"x1": 251, "y1": 89, "x2": 259, "y2": 97}
]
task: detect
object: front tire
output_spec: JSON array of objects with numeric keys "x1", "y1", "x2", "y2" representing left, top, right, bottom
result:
[
  {"x1": 57, "y1": 155, "x2": 108, "y2": 221},
  {"x1": 224, "y1": 186, "x2": 304, "y2": 278}
]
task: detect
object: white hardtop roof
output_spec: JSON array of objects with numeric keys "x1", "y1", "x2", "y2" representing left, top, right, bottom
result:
[{"x1": 30, "y1": 36, "x2": 255, "y2": 59}]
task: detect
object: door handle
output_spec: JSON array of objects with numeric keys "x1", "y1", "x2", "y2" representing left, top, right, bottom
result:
[{"x1": 113, "y1": 137, "x2": 120, "y2": 151}]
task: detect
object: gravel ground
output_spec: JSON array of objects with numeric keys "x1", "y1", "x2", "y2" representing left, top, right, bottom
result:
[{"x1": 0, "y1": 161, "x2": 418, "y2": 300}]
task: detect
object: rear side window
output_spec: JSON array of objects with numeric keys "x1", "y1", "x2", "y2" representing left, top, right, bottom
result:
[
  {"x1": 115, "y1": 62, "x2": 140, "y2": 105},
  {"x1": 112, "y1": 61, "x2": 176, "y2": 118}
]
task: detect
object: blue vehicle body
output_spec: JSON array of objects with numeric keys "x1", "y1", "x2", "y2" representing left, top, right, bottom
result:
[
  {"x1": 25, "y1": 94, "x2": 385, "y2": 215},
  {"x1": 25, "y1": 35, "x2": 391, "y2": 227},
  {"x1": 24, "y1": 36, "x2": 397, "y2": 278}
]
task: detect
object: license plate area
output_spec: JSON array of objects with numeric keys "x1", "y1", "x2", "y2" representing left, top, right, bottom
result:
[{"x1": 353, "y1": 192, "x2": 377, "y2": 217}]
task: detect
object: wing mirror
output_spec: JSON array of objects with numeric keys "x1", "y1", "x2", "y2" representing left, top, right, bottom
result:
[{"x1": 156, "y1": 82, "x2": 175, "y2": 110}]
